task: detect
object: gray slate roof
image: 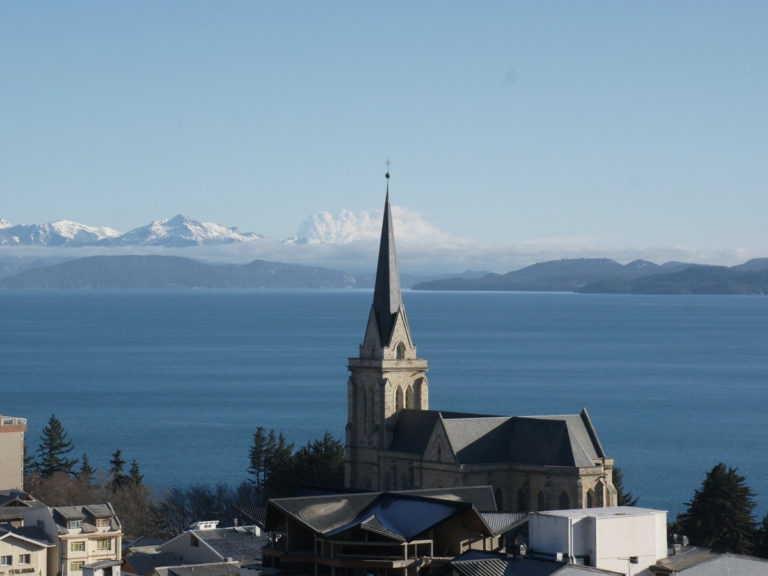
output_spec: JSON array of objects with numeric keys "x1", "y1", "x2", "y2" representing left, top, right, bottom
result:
[
  {"x1": 52, "y1": 504, "x2": 120, "y2": 534},
  {"x1": 192, "y1": 526, "x2": 265, "y2": 562},
  {"x1": 0, "y1": 524, "x2": 55, "y2": 547},
  {"x1": 153, "y1": 562, "x2": 240, "y2": 576},
  {"x1": 389, "y1": 409, "x2": 604, "y2": 468},
  {"x1": 125, "y1": 550, "x2": 183, "y2": 575},
  {"x1": 652, "y1": 548, "x2": 768, "y2": 575}
]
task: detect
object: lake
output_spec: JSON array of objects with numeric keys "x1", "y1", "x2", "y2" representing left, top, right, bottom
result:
[{"x1": 1, "y1": 290, "x2": 766, "y2": 519}]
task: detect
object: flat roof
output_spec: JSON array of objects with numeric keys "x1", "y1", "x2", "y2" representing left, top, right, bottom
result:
[{"x1": 536, "y1": 506, "x2": 665, "y2": 519}]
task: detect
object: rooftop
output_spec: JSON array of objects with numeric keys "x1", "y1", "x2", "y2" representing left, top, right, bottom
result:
[{"x1": 536, "y1": 506, "x2": 665, "y2": 520}]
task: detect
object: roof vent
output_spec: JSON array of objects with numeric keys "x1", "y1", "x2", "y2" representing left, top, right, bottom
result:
[{"x1": 190, "y1": 520, "x2": 220, "y2": 530}]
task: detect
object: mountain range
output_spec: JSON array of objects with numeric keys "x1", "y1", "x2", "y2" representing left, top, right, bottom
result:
[
  {"x1": 1, "y1": 254, "x2": 767, "y2": 294},
  {"x1": 412, "y1": 258, "x2": 768, "y2": 294},
  {"x1": 0, "y1": 215, "x2": 263, "y2": 247}
]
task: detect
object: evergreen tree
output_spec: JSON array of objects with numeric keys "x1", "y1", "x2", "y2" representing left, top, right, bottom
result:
[
  {"x1": 35, "y1": 414, "x2": 78, "y2": 478},
  {"x1": 676, "y1": 462, "x2": 757, "y2": 554},
  {"x1": 109, "y1": 449, "x2": 129, "y2": 489},
  {"x1": 129, "y1": 459, "x2": 144, "y2": 486},
  {"x1": 292, "y1": 432, "x2": 345, "y2": 488},
  {"x1": 78, "y1": 453, "x2": 96, "y2": 485},
  {"x1": 755, "y1": 512, "x2": 768, "y2": 559},
  {"x1": 247, "y1": 426, "x2": 270, "y2": 493},
  {"x1": 613, "y1": 466, "x2": 638, "y2": 506},
  {"x1": 263, "y1": 431, "x2": 295, "y2": 499}
]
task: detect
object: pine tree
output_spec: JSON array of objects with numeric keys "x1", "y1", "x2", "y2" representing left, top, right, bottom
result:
[
  {"x1": 79, "y1": 453, "x2": 96, "y2": 485},
  {"x1": 109, "y1": 449, "x2": 129, "y2": 489},
  {"x1": 754, "y1": 512, "x2": 768, "y2": 559},
  {"x1": 35, "y1": 414, "x2": 78, "y2": 478},
  {"x1": 676, "y1": 462, "x2": 757, "y2": 554},
  {"x1": 613, "y1": 466, "x2": 638, "y2": 506},
  {"x1": 129, "y1": 459, "x2": 144, "y2": 486},
  {"x1": 248, "y1": 426, "x2": 270, "y2": 493}
]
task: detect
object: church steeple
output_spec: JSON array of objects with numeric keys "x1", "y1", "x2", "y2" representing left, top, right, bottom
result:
[
  {"x1": 371, "y1": 176, "x2": 402, "y2": 347},
  {"x1": 345, "y1": 168, "x2": 429, "y2": 489}
]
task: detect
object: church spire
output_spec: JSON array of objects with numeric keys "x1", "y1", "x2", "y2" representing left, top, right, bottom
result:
[{"x1": 371, "y1": 167, "x2": 402, "y2": 346}]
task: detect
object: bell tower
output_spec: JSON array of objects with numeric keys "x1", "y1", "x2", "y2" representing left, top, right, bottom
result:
[{"x1": 345, "y1": 169, "x2": 429, "y2": 489}]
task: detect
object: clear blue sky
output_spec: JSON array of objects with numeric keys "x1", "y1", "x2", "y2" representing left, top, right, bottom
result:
[{"x1": 2, "y1": 2, "x2": 767, "y2": 266}]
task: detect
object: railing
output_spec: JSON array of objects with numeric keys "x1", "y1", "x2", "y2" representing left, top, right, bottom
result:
[{"x1": 1, "y1": 416, "x2": 27, "y2": 426}]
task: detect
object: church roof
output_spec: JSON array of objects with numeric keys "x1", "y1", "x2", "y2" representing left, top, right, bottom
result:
[
  {"x1": 371, "y1": 186, "x2": 403, "y2": 347},
  {"x1": 388, "y1": 409, "x2": 604, "y2": 468}
]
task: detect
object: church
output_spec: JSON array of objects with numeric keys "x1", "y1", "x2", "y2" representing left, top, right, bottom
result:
[{"x1": 344, "y1": 173, "x2": 618, "y2": 512}]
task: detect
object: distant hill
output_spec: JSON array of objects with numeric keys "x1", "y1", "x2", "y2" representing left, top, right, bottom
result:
[
  {"x1": 581, "y1": 265, "x2": 768, "y2": 295},
  {"x1": 412, "y1": 258, "x2": 668, "y2": 292},
  {"x1": 413, "y1": 258, "x2": 768, "y2": 295},
  {"x1": 0, "y1": 255, "x2": 357, "y2": 289}
]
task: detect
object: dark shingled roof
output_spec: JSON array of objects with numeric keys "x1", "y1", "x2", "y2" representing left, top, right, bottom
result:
[{"x1": 388, "y1": 409, "x2": 604, "y2": 469}]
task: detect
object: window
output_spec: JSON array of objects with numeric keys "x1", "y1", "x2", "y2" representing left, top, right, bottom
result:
[
  {"x1": 97, "y1": 538, "x2": 111, "y2": 551},
  {"x1": 19, "y1": 554, "x2": 31, "y2": 565},
  {"x1": 1, "y1": 556, "x2": 12, "y2": 566},
  {"x1": 70, "y1": 561, "x2": 84, "y2": 572},
  {"x1": 67, "y1": 519, "x2": 83, "y2": 530},
  {"x1": 96, "y1": 518, "x2": 110, "y2": 528},
  {"x1": 71, "y1": 541, "x2": 86, "y2": 552}
]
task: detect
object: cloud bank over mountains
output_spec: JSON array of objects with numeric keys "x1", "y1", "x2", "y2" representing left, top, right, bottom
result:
[{"x1": 0, "y1": 209, "x2": 754, "y2": 275}]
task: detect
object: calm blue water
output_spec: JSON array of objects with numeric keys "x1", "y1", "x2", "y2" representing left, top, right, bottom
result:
[{"x1": 1, "y1": 290, "x2": 766, "y2": 520}]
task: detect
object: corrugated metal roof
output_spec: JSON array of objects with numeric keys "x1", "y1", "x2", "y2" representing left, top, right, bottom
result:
[
  {"x1": 324, "y1": 494, "x2": 470, "y2": 541},
  {"x1": 480, "y1": 512, "x2": 528, "y2": 536}
]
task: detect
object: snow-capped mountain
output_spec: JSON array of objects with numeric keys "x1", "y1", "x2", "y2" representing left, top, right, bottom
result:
[
  {"x1": 0, "y1": 215, "x2": 262, "y2": 247},
  {"x1": 104, "y1": 214, "x2": 262, "y2": 247},
  {"x1": 0, "y1": 220, "x2": 120, "y2": 247}
]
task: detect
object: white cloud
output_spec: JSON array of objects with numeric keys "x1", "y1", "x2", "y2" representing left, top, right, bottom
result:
[{"x1": 294, "y1": 206, "x2": 454, "y2": 246}]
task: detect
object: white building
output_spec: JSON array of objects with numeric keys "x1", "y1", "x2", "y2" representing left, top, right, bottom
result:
[
  {"x1": 0, "y1": 415, "x2": 27, "y2": 491},
  {"x1": 23, "y1": 504, "x2": 122, "y2": 576},
  {"x1": 529, "y1": 506, "x2": 668, "y2": 575}
]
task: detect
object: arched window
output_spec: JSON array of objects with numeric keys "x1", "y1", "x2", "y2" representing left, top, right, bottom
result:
[
  {"x1": 495, "y1": 487, "x2": 504, "y2": 510},
  {"x1": 405, "y1": 385, "x2": 415, "y2": 409},
  {"x1": 395, "y1": 386, "x2": 404, "y2": 412},
  {"x1": 362, "y1": 388, "x2": 369, "y2": 435},
  {"x1": 436, "y1": 442, "x2": 442, "y2": 461},
  {"x1": 586, "y1": 489, "x2": 595, "y2": 508},
  {"x1": 517, "y1": 489, "x2": 528, "y2": 512},
  {"x1": 537, "y1": 491, "x2": 545, "y2": 511},
  {"x1": 559, "y1": 491, "x2": 571, "y2": 510},
  {"x1": 396, "y1": 342, "x2": 406, "y2": 359}
]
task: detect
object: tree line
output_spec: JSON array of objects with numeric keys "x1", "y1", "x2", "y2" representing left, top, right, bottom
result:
[
  {"x1": 23, "y1": 415, "x2": 768, "y2": 557},
  {"x1": 23, "y1": 415, "x2": 344, "y2": 540}
]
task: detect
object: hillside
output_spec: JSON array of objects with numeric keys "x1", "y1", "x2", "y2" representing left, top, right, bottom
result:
[
  {"x1": 413, "y1": 258, "x2": 768, "y2": 295},
  {"x1": 0, "y1": 255, "x2": 357, "y2": 290}
]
